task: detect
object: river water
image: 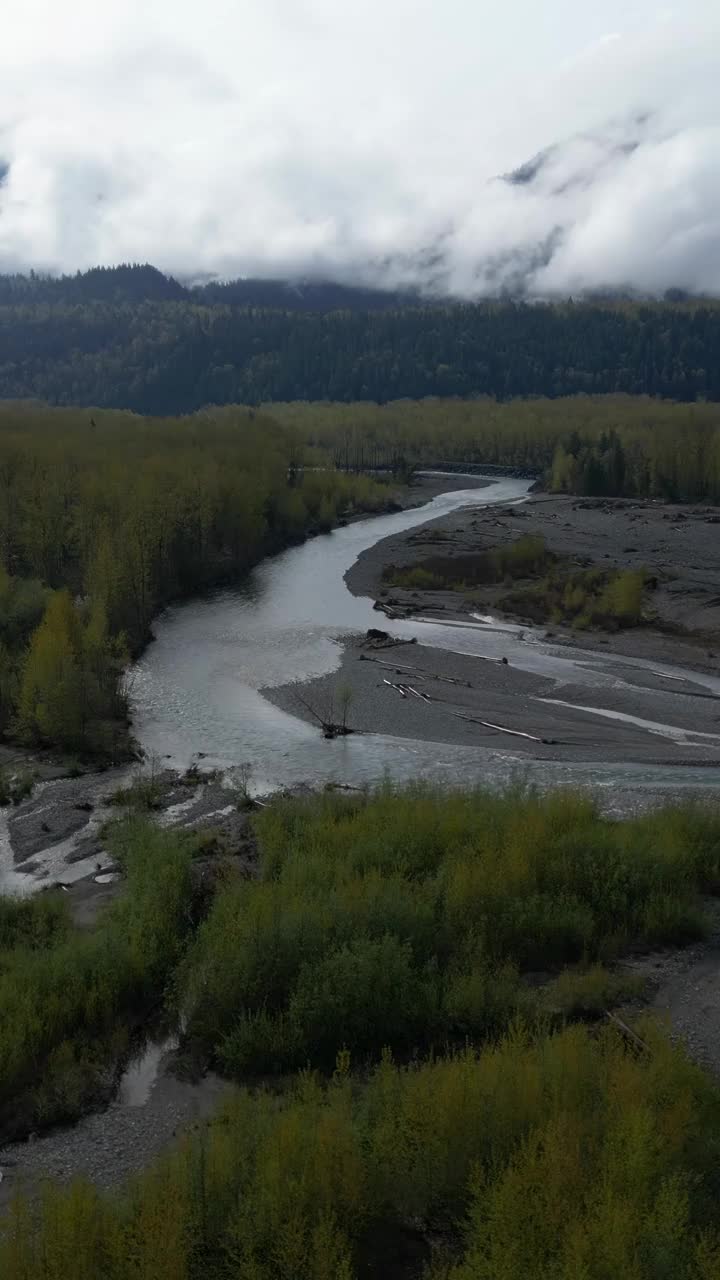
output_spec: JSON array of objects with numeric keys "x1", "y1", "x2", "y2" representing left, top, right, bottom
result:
[{"x1": 130, "y1": 476, "x2": 720, "y2": 805}]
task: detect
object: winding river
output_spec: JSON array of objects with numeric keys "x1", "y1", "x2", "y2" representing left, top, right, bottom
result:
[{"x1": 130, "y1": 475, "x2": 720, "y2": 805}]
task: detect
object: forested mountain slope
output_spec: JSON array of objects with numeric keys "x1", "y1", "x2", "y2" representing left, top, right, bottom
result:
[{"x1": 0, "y1": 267, "x2": 719, "y2": 411}]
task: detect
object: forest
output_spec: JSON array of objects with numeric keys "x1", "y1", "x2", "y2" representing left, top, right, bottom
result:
[
  {"x1": 0, "y1": 402, "x2": 391, "y2": 756},
  {"x1": 3, "y1": 784, "x2": 720, "y2": 1278},
  {"x1": 1, "y1": 266, "x2": 720, "y2": 411},
  {"x1": 277, "y1": 396, "x2": 720, "y2": 501},
  {"x1": 2, "y1": 392, "x2": 720, "y2": 759}
]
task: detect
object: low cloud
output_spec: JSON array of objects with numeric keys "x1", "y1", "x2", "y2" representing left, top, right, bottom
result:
[{"x1": 0, "y1": 0, "x2": 718, "y2": 296}]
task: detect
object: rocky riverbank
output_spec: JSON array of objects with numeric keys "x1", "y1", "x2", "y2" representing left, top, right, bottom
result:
[{"x1": 264, "y1": 490, "x2": 720, "y2": 771}]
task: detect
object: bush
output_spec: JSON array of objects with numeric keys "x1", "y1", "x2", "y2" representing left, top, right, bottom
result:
[
  {"x1": 539, "y1": 964, "x2": 646, "y2": 1019},
  {"x1": 179, "y1": 786, "x2": 720, "y2": 1075},
  {"x1": 0, "y1": 819, "x2": 194, "y2": 1137},
  {"x1": 383, "y1": 536, "x2": 553, "y2": 592},
  {"x1": 4, "y1": 1023, "x2": 720, "y2": 1280},
  {"x1": 500, "y1": 565, "x2": 648, "y2": 630}
]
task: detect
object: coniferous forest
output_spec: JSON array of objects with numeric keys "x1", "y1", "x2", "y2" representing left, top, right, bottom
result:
[{"x1": 1, "y1": 266, "x2": 720, "y2": 411}]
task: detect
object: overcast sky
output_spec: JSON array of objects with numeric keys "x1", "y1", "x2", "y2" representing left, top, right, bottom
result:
[{"x1": 0, "y1": 0, "x2": 718, "y2": 294}]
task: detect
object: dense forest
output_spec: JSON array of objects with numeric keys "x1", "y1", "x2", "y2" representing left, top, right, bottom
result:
[
  {"x1": 4, "y1": 785, "x2": 720, "y2": 1277},
  {"x1": 0, "y1": 403, "x2": 390, "y2": 756},
  {"x1": 279, "y1": 396, "x2": 720, "y2": 501},
  {"x1": 1, "y1": 266, "x2": 720, "y2": 411}
]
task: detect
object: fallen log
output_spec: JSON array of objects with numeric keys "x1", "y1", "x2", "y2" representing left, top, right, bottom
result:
[
  {"x1": 383, "y1": 678, "x2": 408, "y2": 698},
  {"x1": 362, "y1": 655, "x2": 472, "y2": 687},
  {"x1": 404, "y1": 684, "x2": 432, "y2": 703},
  {"x1": 381, "y1": 677, "x2": 433, "y2": 703},
  {"x1": 362, "y1": 657, "x2": 427, "y2": 678},
  {"x1": 452, "y1": 712, "x2": 557, "y2": 745}
]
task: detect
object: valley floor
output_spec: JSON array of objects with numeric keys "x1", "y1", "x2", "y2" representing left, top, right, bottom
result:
[{"x1": 264, "y1": 489, "x2": 720, "y2": 772}]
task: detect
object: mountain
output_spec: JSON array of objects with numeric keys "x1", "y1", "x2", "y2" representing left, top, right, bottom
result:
[{"x1": 0, "y1": 264, "x2": 421, "y2": 311}]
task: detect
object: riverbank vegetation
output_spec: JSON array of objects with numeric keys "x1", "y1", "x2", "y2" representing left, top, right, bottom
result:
[
  {"x1": 384, "y1": 535, "x2": 649, "y2": 631},
  {"x1": 0, "y1": 403, "x2": 392, "y2": 758},
  {"x1": 4, "y1": 785, "x2": 720, "y2": 1276},
  {"x1": 179, "y1": 786, "x2": 720, "y2": 1075},
  {"x1": 3, "y1": 391, "x2": 720, "y2": 758},
  {"x1": 0, "y1": 819, "x2": 195, "y2": 1139},
  {"x1": 4, "y1": 1023, "x2": 720, "y2": 1280},
  {"x1": 275, "y1": 396, "x2": 720, "y2": 502},
  {"x1": 500, "y1": 564, "x2": 648, "y2": 630}
]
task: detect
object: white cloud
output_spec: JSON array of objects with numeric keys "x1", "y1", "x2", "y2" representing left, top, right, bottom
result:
[{"x1": 0, "y1": 0, "x2": 718, "y2": 295}]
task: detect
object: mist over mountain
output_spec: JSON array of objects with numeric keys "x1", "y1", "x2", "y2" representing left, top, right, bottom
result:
[{"x1": 1, "y1": 2, "x2": 718, "y2": 298}]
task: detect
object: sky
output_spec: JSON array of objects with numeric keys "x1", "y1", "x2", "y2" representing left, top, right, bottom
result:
[{"x1": 0, "y1": 0, "x2": 718, "y2": 295}]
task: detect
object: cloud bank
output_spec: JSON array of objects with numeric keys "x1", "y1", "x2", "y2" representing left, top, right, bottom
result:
[{"x1": 0, "y1": 0, "x2": 718, "y2": 296}]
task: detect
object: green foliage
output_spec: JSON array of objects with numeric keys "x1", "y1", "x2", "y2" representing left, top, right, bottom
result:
[
  {"x1": 0, "y1": 819, "x2": 194, "y2": 1137},
  {"x1": 108, "y1": 764, "x2": 165, "y2": 811},
  {"x1": 2, "y1": 274, "x2": 720, "y2": 412},
  {"x1": 501, "y1": 565, "x2": 648, "y2": 630},
  {"x1": 385, "y1": 565, "x2": 446, "y2": 590},
  {"x1": 15, "y1": 590, "x2": 127, "y2": 754},
  {"x1": 179, "y1": 786, "x2": 720, "y2": 1075},
  {"x1": 276, "y1": 396, "x2": 720, "y2": 503},
  {"x1": 539, "y1": 964, "x2": 647, "y2": 1019},
  {"x1": 3, "y1": 1023, "x2": 720, "y2": 1279},
  {"x1": 0, "y1": 405, "x2": 391, "y2": 755},
  {"x1": 2, "y1": 788, "x2": 720, "y2": 1276},
  {"x1": 385, "y1": 536, "x2": 552, "y2": 591},
  {"x1": 0, "y1": 892, "x2": 70, "y2": 951}
]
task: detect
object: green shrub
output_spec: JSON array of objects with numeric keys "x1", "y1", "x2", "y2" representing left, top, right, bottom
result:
[
  {"x1": 4, "y1": 1023, "x2": 720, "y2": 1280},
  {"x1": 179, "y1": 786, "x2": 720, "y2": 1076},
  {"x1": 501, "y1": 565, "x2": 649, "y2": 630},
  {"x1": 383, "y1": 536, "x2": 553, "y2": 592},
  {"x1": 539, "y1": 964, "x2": 646, "y2": 1019},
  {"x1": 0, "y1": 819, "x2": 194, "y2": 1136}
]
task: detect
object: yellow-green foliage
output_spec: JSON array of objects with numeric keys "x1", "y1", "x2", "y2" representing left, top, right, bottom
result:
[
  {"x1": 0, "y1": 820, "x2": 193, "y2": 1136},
  {"x1": 385, "y1": 536, "x2": 552, "y2": 592},
  {"x1": 179, "y1": 787, "x2": 720, "y2": 1075},
  {"x1": 16, "y1": 590, "x2": 128, "y2": 754},
  {"x1": 501, "y1": 565, "x2": 648, "y2": 630},
  {"x1": 271, "y1": 395, "x2": 720, "y2": 502},
  {"x1": 0, "y1": 404, "x2": 391, "y2": 753},
  {"x1": 3, "y1": 1024, "x2": 720, "y2": 1279}
]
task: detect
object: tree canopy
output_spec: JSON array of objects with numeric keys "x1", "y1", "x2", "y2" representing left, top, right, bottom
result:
[{"x1": 1, "y1": 268, "x2": 720, "y2": 411}]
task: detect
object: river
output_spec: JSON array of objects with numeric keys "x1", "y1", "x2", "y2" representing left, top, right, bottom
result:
[{"x1": 130, "y1": 475, "x2": 720, "y2": 805}]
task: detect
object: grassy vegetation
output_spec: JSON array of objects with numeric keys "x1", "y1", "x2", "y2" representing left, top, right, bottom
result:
[
  {"x1": 3, "y1": 1022, "x2": 720, "y2": 1279},
  {"x1": 178, "y1": 786, "x2": 720, "y2": 1076},
  {"x1": 0, "y1": 819, "x2": 195, "y2": 1139},
  {"x1": 383, "y1": 534, "x2": 552, "y2": 592},
  {"x1": 384, "y1": 534, "x2": 650, "y2": 631},
  {"x1": 500, "y1": 564, "x2": 649, "y2": 630}
]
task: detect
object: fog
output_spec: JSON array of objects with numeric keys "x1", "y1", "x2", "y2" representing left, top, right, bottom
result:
[{"x1": 1, "y1": 0, "x2": 718, "y2": 295}]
